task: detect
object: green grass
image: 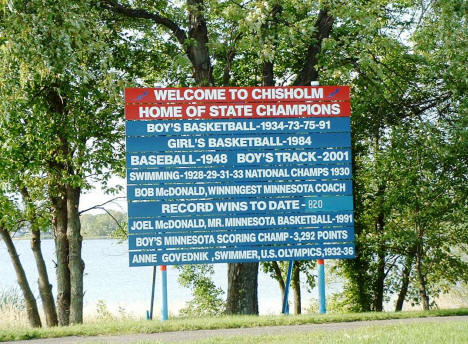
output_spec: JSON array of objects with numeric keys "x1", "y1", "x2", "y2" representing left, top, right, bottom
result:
[
  {"x1": 179, "y1": 321, "x2": 468, "y2": 344},
  {"x1": 0, "y1": 308, "x2": 467, "y2": 342}
]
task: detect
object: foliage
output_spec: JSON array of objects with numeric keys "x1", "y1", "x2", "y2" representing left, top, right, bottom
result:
[
  {"x1": 98, "y1": 0, "x2": 467, "y2": 313},
  {"x1": 262, "y1": 260, "x2": 317, "y2": 293},
  {"x1": 391, "y1": 121, "x2": 467, "y2": 297},
  {"x1": 0, "y1": 287, "x2": 28, "y2": 329},
  {"x1": 337, "y1": 117, "x2": 468, "y2": 311},
  {"x1": 0, "y1": 0, "x2": 128, "y2": 325},
  {"x1": 0, "y1": 0, "x2": 126, "y2": 191},
  {"x1": 80, "y1": 211, "x2": 126, "y2": 238},
  {"x1": 95, "y1": 300, "x2": 114, "y2": 320},
  {"x1": 0, "y1": 192, "x2": 21, "y2": 231},
  {"x1": 178, "y1": 265, "x2": 225, "y2": 317},
  {"x1": 306, "y1": 292, "x2": 355, "y2": 314},
  {"x1": 324, "y1": 0, "x2": 468, "y2": 311},
  {"x1": 0, "y1": 287, "x2": 25, "y2": 312}
]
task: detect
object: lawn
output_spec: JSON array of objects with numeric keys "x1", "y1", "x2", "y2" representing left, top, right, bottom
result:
[
  {"x1": 180, "y1": 321, "x2": 468, "y2": 344},
  {"x1": 0, "y1": 308, "x2": 467, "y2": 342}
]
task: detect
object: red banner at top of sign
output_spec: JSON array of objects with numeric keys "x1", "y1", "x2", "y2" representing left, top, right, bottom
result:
[
  {"x1": 125, "y1": 101, "x2": 351, "y2": 120},
  {"x1": 125, "y1": 86, "x2": 350, "y2": 104}
]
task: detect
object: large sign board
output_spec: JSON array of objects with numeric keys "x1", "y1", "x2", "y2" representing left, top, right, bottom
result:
[{"x1": 126, "y1": 86, "x2": 355, "y2": 266}]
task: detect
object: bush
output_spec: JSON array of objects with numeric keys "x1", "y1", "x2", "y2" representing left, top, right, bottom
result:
[
  {"x1": 178, "y1": 265, "x2": 225, "y2": 317},
  {"x1": 306, "y1": 292, "x2": 351, "y2": 314},
  {"x1": 0, "y1": 287, "x2": 25, "y2": 312}
]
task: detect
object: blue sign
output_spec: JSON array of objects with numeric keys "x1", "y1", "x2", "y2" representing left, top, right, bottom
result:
[
  {"x1": 128, "y1": 196, "x2": 353, "y2": 218},
  {"x1": 126, "y1": 132, "x2": 351, "y2": 153},
  {"x1": 125, "y1": 86, "x2": 355, "y2": 266},
  {"x1": 126, "y1": 148, "x2": 352, "y2": 168},
  {"x1": 129, "y1": 243, "x2": 355, "y2": 266},
  {"x1": 127, "y1": 165, "x2": 352, "y2": 184},
  {"x1": 126, "y1": 117, "x2": 350, "y2": 136},
  {"x1": 305, "y1": 196, "x2": 354, "y2": 212},
  {"x1": 127, "y1": 180, "x2": 353, "y2": 201},
  {"x1": 128, "y1": 227, "x2": 355, "y2": 250},
  {"x1": 127, "y1": 211, "x2": 354, "y2": 233}
]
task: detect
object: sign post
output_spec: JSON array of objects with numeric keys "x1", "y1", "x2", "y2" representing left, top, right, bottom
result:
[
  {"x1": 147, "y1": 266, "x2": 156, "y2": 320},
  {"x1": 318, "y1": 259, "x2": 326, "y2": 313},
  {"x1": 125, "y1": 85, "x2": 355, "y2": 317},
  {"x1": 160, "y1": 265, "x2": 168, "y2": 320},
  {"x1": 282, "y1": 261, "x2": 294, "y2": 315}
]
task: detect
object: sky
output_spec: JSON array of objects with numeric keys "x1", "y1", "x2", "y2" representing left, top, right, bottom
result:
[{"x1": 79, "y1": 176, "x2": 127, "y2": 215}]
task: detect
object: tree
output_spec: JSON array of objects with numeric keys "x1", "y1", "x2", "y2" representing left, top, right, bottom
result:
[
  {"x1": 0, "y1": 82, "x2": 58, "y2": 327},
  {"x1": 385, "y1": 121, "x2": 468, "y2": 309},
  {"x1": 262, "y1": 260, "x2": 316, "y2": 314},
  {"x1": 321, "y1": 0, "x2": 467, "y2": 311},
  {"x1": 0, "y1": 0, "x2": 124, "y2": 324},
  {"x1": 20, "y1": 188, "x2": 59, "y2": 326},
  {"x1": 1, "y1": 0, "x2": 457, "y2": 316},
  {"x1": 100, "y1": 0, "x2": 338, "y2": 314},
  {"x1": 0, "y1": 193, "x2": 42, "y2": 327},
  {"x1": 178, "y1": 265, "x2": 225, "y2": 316}
]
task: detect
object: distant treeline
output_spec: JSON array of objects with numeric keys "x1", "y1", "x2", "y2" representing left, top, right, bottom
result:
[{"x1": 80, "y1": 211, "x2": 126, "y2": 238}]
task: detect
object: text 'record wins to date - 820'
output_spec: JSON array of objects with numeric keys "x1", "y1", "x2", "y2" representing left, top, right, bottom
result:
[{"x1": 125, "y1": 86, "x2": 355, "y2": 266}]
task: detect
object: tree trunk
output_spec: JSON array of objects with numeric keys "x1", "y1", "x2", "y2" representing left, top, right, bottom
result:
[
  {"x1": 67, "y1": 185, "x2": 84, "y2": 324},
  {"x1": 222, "y1": 48, "x2": 236, "y2": 86},
  {"x1": 262, "y1": 61, "x2": 274, "y2": 86},
  {"x1": 225, "y1": 262, "x2": 258, "y2": 314},
  {"x1": 416, "y1": 249, "x2": 430, "y2": 310},
  {"x1": 186, "y1": 0, "x2": 213, "y2": 86},
  {"x1": 348, "y1": 151, "x2": 372, "y2": 311},
  {"x1": 187, "y1": 0, "x2": 261, "y2": 313},
  {"x1": 260, "y1": 3, "x2": 281, "y2": 87},
  {"x1": 293, "y1": 9, "x2": 334, "y2": 86},
  {"x1": 20, "y1": 186, "x2": 58, "y2": 326},
  {"x1": 373, "y1": 248, "x2": 385, "y2": 311},
  {"x1": 373, "y1": 209, "x2": 386, "y2": 312},
  {"x1": 222, "y1": 0, "x2": 282, "y2": 316},
  {"x1": 52, "y1": 191, "x2": 71, "y2": 326},
  {"x1": 395, "y1": 254, "x2": 414, "y2": 311},
  {"x1": 270, "y1": 261, "x2": 286, "y2": 301},
  {"x1": 0, "y1": 227, "x2": 42, "y2": 328},
  {"x1": 31, "y1": 229, "x2": 58, "y2": 326},
  {"x1": 372, "y1": 140, "x2": 386, "y2": 312},
  {"x1": 291, "y1": 261, "x2": 301, "y2": 314},
  {"x1": 44, "y1": 84, "x2": 71, "y2": 326}
]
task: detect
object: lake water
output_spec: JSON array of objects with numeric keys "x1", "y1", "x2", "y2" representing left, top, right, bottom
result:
[{"x1": 0, "y1": 239, "x2": 340, "y2": 317}]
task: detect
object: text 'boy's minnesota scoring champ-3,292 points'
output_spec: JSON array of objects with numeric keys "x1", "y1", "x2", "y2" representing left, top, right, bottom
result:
[{"x1": 125, "y1": 86, "x2": 355, "y2": 266}]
